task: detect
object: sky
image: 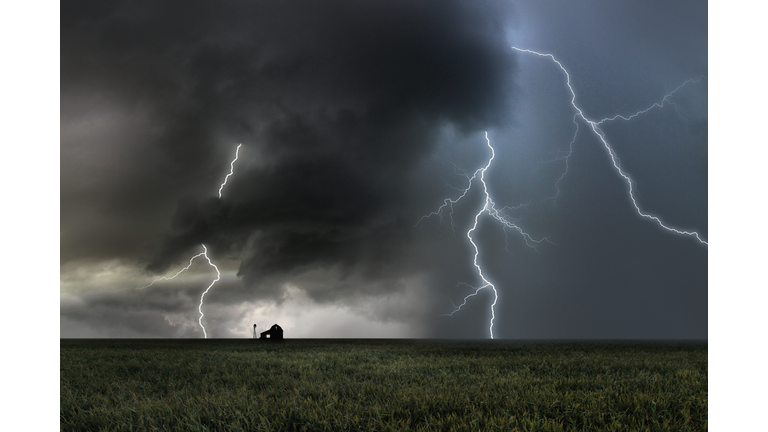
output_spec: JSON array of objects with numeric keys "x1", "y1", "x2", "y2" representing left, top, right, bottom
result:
[{"x1": 59, "y1": 0, "x2": 709, "y2": 340}]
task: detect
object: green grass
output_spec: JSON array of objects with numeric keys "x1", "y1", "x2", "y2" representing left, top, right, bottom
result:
[{"x1": 60, "y1": 339, "x2": 707, "y2": 431}]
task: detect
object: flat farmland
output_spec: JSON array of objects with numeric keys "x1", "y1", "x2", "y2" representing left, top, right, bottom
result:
[{"x1": 60, "y1": 339, "x2": 707, "y2": 431}]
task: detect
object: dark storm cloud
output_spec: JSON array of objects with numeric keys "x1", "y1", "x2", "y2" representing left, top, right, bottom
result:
[
  {"x1": 61, "y1": 0, "x2": 518, "y2": 284},
  {"x1": 62, "y1": 0, "x2": 707, "y2": 339},
  {"x1": 61, "y1": 288, "x2": 203, "y2": 338}
]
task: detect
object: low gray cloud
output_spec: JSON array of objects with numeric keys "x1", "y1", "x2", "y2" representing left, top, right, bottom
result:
[{"x1": 61, "y1": 0, "x2": 707, "y2": 339}]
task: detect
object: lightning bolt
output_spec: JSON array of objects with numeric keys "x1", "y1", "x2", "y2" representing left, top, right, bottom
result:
[
  {"x1": 138, "y1": 250, "x2": 208, "y2": 290},
  {"x1": 512, "y1": 47, "x2": 708, "y2": 245},
  {"x1": 140, "y1": 144, "x2": 242, "y2": 338},
  {"x1": 218, "y1": 143, "x2": 242, "y2": 198},
  {"x1": 197, "y1": 244, "x2": 220, "y2": 339},
  {"x1": 424, "y1": 49, "x2": 706, "y2": 339},
  {"x1": 423, "y1": 132, "x2": 549, "y2": 339},
  {"x1": 538, "y1": 115, "x2": 580, "y2": 204}
]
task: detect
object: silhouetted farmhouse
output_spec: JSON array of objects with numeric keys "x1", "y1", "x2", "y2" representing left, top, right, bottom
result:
[{"x1": 259, "y1": 324, "x2": 284, "y2": 340}]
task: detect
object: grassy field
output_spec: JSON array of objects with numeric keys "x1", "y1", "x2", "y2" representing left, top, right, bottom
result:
[{"x1": 60, "y1": 339, "x2": 707, "y2": 431}]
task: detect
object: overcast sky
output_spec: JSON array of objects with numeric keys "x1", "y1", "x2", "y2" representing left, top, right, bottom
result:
[{"x1": 60, "y1": 0, "x2": 708, "y2": 339}]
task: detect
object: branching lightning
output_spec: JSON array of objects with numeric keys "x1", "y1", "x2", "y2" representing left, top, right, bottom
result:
[
  {"x1": 139, "y1": 250, "x2": 208, "y2": 290},
  {"x1": 197, "y1": 244, "x2": 220, "y2": 339},
  {"x1": 424, "y1": 49, "x2": 706, "y2": 339},
  {"x1": 140, "y1": 144, "x2": 242, "y2": 338},
  {"x1": 538, "y1": 114, "x2": 580, "y2": 204},
  {"x1": 422, "y1": 132, "x2": 550, "y2": 339},
  {"x1": 512, "y1": 47, "x2": 707, "y2": 245}
]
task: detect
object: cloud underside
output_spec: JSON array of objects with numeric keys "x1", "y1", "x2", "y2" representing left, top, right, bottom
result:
[{"x1": 60, "y1": 0, "x2": 707, "y2": 338}]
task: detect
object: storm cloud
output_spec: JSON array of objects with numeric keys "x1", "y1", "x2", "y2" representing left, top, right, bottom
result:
[{"x1": 61, "y1": 0, "x2": 707, "y2": 339}]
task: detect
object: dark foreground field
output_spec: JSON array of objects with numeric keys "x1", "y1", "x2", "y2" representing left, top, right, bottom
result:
[{"x1": 60, "y1": 339, "x2": 707, "y2": 431}]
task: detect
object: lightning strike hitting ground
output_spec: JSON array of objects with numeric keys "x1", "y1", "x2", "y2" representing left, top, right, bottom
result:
[
  {"x1": 140, "y1": 144, "x2": 242, "y2": 337},
  {"x1": 423, "y1": 132, "x2": 549, "y2": 339},
  {"x1": 139, "y1": 245, "x2": 219, "y2": 338},
  {"x1": 512, "y1": 47, "x2": 708, "y2": 245},
  {"x1": 424, "y1": 49, "x2": 706, "y2": 339},
  {"x1": 197, "y1": 244, "x2": 220, "y2": 339}
]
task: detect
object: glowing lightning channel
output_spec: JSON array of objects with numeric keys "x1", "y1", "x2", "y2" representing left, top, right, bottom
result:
[
  {"x1": 449, "y1": 132, "x2": 498, "y2": 338},
  {"x1": 537, "y1": 114, "x2": 580, "y2": 203},
  {"x1": 138, "y1": 251, "x2": 207, "y2": 290},
  {"x1": 512, "y1": 47, "x2": 707, "y2": 245},
  {"x1": 138, "y1": 244, "x2": 218, "y2": 338},
  {"x1": 423, "y1": 132, "x2": 550, "y2": 338},
  {"x1": 141, "y1": 144, "x2": 242, "y2": 338},
  {"x1": 197, "y1": 244, "x2": 220, "y2": 339},
  {"x1": 218, "y1": 143, "x2": 242, "y2": 198},
  {"x1": 424, "y1": 52, "x2": 705, "y2": 338}
]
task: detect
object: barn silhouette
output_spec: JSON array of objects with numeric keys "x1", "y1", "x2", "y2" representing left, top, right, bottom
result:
[{"x1": 258, "y1": 324, "x2": 284, "y2": 340}]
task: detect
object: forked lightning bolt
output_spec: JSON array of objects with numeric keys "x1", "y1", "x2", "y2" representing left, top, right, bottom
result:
[
  {"x1": 139, "y1": 250, "x2": 208, "y2": 290},
  {"x1": 421, "y1": 132, "x2": 549, "y2": 339},
  {"x1": 197, "y1": 244, "x2": 220, "y2": 339},
  {"x1": 512, "y1": 47, "x2": 707, "y2": 245},
  {"x1": 425, "y1": 49, "x2": 706, "y2": 339},
  {"x1": 140, "y1": 144, "x2": 242, "y2": 338}
]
